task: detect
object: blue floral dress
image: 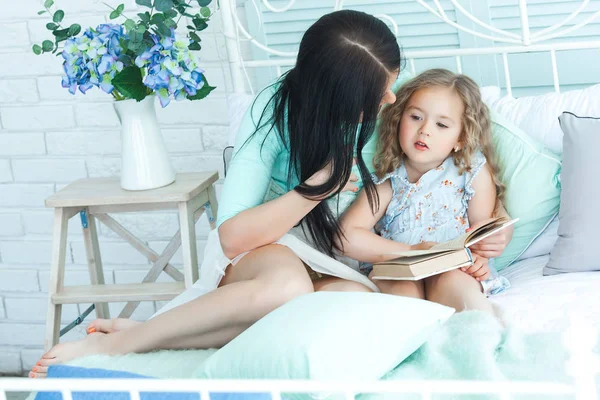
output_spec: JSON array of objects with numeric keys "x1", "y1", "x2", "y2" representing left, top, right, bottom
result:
[{"x1": 365, "y1": 152, "x2": 510, "y2": 296}]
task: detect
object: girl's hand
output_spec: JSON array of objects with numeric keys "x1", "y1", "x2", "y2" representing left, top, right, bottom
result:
[
  {"x1": 466, "y1": 221, "x2": 513, "y2": 259},
  {"x1": 462, "y1": 253, "x2": 490, "y2": 281},
  {"x1": 304, "y1": 159, "x2": 359, "y2": 194},
  {"x1": 410, "y1": 241, "x2": 437, "y2": 251}
]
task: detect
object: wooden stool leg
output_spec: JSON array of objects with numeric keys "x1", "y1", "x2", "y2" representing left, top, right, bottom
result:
[
  {"x1": 179, "y1": 198, "x2": 200, "y2": 288},
  {"x1": 44, "y1": 208, "x2": 71, "y2": 351},
  {"x1": 81, "y1": 208, "x2": 110, "y2": 319},
  {"x1": 207, "y1": 184, "x2": 219, "y2": 230}
]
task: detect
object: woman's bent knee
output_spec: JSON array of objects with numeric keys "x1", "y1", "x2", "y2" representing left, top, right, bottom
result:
[{"x1": 228, "y1": 245, "x2": 314, "y2": 311}]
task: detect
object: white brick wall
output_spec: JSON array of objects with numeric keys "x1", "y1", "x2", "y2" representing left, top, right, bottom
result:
[{"x1": 0, "y1": 0, "x2": 237, "y2": 374}]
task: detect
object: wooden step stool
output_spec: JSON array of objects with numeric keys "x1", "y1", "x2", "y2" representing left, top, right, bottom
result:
[{"x1": 43, "y1": 172, "x2": 219, "y2": 351}]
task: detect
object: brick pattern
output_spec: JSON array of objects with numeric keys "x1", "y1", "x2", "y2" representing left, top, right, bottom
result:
[{"x1": 0, "y1": 1, "x2": 235, "y2": 374}]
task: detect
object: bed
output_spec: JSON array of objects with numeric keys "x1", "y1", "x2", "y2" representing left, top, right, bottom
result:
[{"x1": 3, "y1": 0, "x2": 600, "y2": 399}]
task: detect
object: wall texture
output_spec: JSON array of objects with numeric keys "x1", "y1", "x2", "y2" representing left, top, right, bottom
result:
[{"x1": 0, "y1": 0, "x2": 233, "y2": 374}]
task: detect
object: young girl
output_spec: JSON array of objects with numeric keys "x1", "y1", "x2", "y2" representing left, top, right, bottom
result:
[{"x1": 340, "y1": 68, "x2": 511, "y2": 314}]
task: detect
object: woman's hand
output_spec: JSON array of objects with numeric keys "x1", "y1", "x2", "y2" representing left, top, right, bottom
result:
[
  {"x1": 467, "y1": 220, "x2": 513, "y2": 259},
  {"x1": 462, "y1": 253, "x2": 490, "y2": 281},
  {"x1": 304, "y1": 159, "x2": 359, "y2": 195}
]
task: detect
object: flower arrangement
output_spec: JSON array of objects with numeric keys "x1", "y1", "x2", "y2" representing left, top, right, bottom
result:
[{"x1": 33, "y1": 0, "x2": 216, "y2": 107}]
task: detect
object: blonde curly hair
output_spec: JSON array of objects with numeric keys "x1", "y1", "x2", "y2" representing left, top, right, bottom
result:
[{"x1": 375, "y1": 68, "x2": 504, "y2": 200}]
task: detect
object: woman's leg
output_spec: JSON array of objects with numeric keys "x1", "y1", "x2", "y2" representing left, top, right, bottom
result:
[
  {"x1": 31, "y1": 244, "x2": 314, "y2": 378},
  {"x1": 424, "y1": 269, "x2": 493, "y2": 313},
  {"x1": 368, "y1": 272, "x2": 425, "y2": 299}
]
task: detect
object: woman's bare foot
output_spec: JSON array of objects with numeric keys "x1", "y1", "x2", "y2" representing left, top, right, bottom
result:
[
  {"x1": 86, "y1": 318, "x2": 141, "y2": 335},
  {"x1": 29, "y1": 333, "x2": 110, "y2": 379}
]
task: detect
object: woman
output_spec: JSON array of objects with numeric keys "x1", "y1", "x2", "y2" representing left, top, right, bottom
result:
[{"x1": 31, "y1": 9, "x2": 511, "y2": 377}]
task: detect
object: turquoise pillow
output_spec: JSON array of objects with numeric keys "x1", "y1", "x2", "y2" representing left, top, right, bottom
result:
[
  {"x1": 197, "y1": 292, "x2": 454, "y2": 385},
  {"x1": 490, "y1": 110, "x2": 562, "y2": 269}
]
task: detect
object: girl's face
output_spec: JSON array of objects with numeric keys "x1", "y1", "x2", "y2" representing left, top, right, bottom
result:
[{"x1": 399, "y1": 86, "x2": 464, "y2": 175}]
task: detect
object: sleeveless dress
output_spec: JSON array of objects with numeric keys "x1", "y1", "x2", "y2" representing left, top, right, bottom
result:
[{"x1": 363, "y1": 152, "x2": 510, "y2": 296}]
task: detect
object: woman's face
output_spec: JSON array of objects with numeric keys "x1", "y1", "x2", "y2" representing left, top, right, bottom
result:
[
  {"x1": 380, "y1": 71, "x2": 398, "y2": 108},
  {"x1": 360, "y1": 71, "x2": 398, "y2": 122}
]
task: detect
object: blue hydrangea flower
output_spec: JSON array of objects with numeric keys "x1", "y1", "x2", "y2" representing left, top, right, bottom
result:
[
  {"x1": 61, "y1": 23, "x2": 126, "y2": 95},
  {"x1": 135, "y1": 30, "x2": 206, "y2": 107}
]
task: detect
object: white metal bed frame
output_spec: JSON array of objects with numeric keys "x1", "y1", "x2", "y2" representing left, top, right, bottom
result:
[{"x1": 2, "y1": 0, "x2": 600, "y2": 398}]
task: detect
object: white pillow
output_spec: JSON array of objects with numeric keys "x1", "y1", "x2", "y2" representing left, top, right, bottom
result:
[{"x1": 481, "y1": 84, "x2": 600, "y2": 155}]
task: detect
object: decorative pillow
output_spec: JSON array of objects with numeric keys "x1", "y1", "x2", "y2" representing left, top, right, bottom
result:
[
  {"x1": 514, "y1": 215, "x2": 558, "y2": 262},
  {"x1": 545, "y1": 112, "x2": 600, "y2": 275},
  {"x1": 489, "y1": 111, "x2": 562, "y2": 270},
  {"x1": 197, "y1": 292, "x2": 454, "y2": 385},
  {"x1": 481, "y1": 84, "x2": 600, "y2": 155}
]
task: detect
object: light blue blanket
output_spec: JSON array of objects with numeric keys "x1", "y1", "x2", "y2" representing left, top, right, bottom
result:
[{"x1": 41, "y1": 312, "x2": 598, "y2": 400}]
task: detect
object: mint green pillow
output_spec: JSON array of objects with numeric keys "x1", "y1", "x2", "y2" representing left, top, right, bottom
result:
[
  {"x1": 490, "y1": 110, "x2": 562, "y2": 269},
  {"x1": 197, "y1": 292, "x2": 454, "y2": 385}
]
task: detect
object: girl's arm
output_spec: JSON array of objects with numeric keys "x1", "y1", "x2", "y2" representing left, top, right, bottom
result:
[
  {"x1": 339, "y1": 181, "x2": 427, "y2": 263},
  {"x1": 467, "y1": 164, "x2": 514, "y2": 258}
]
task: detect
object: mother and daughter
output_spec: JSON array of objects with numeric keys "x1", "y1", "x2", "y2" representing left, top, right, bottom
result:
[{"x1": 31, "y1": 9, "x2": 513, "y2": 377}]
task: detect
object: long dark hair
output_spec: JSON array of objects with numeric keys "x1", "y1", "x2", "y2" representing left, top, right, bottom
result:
[{"x1": 250, "y1": 10, "x2": 401, "y2": 256}]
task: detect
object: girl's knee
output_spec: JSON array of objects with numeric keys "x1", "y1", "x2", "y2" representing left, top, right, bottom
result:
[
  {"x1": 315, "y1": 278, "x2": 372, "y2": 293},
  {"x1": 376, "y1": 280, "x2": 424, "y2": 299}
]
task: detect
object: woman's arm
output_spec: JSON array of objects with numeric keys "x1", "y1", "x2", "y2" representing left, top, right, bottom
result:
[
  {"x1": 219, "y1": 165, "x2": 358, "y2": 259},
  {"x1": 339, "y1": 181, "x2": 425, "y2": 263}
]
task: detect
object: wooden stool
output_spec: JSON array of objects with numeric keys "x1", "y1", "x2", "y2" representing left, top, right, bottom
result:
[{"x1": 43, "y1": 172, "x2": 219, "y2": 351}]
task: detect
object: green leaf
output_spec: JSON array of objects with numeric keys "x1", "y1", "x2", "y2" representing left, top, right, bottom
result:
[
  {"x1": 188, "y1": 74, "x2": 216, "y2": 100},
  {"x1": 150, "y1": 13, "x2": 165, "y2": 24},
  {"x1": 52, "y1": 28, "x2": 69, "y2": 39},
  {"x1": 164, "y1": 18, "x2": 177, "y2": 28},
  {"x1": 53, "y1": 9, "x2": 64, "y2": 23},
  {"x1": 189, "y1": 32, "x2": 200, "y2": 42},
  {"x1": 110, "y1": 9, "x2": 121, "y2": 19},
  {"x1": 44, "y1": 0, "x2": 54, "y2": 8},
  {"x1": 135, "y1": 0, "x2": 153, "y2": 7},
  {"x1": 135, "y1": 24, "x2": 147, "y2": 33},
  {"x1": 200, "y1": 6, "x2": 211, "y2": 18},
  {"x1": 32, "y1": 44, "x2": 42, "y2": 55},
  {"x1": 192, "y1": 17, "x2": 207, "y2": 31},
  {"x1": 42, "y1": 40, "x2": 54, "y2": 52},
  {"x1": 188, "y1": 41, "x2": 201, "y2": 51},
  {"x1": 112, "y1": 66, "x2": 147, "y2": 101},
  {"x1": 154, "y1": 0, "x2": 174, "y2": 12},
  {"x1": 117, "y1": 4, "x2": 125, "y2": 13},
  {"x1": 38, "y1": 10, "x2": 47, "y2": 15},
  {"x1": 68, "y1": 23, "x2": 81, "y2": 36},
  {"x1": 46, "y1": 22, "x2": 59, "y2": 30},
  {"x1": 196, "y1": 0, "x2": 211, "y2": 6},
  {"x1": 137, "y1": 12, "x2": 149, "y2": 23},
  {"x1": 186, "y1": 25, "x2": 196, "y2": 30},
  {"x1": 124, "y1": 19, "x2": 136, "y2": 31},
  {"x1": 156, "y1": 21, "x2": 171, "y2": 37},
  {"x1": 164, "y1": 9, "x2": 177, "y2": 18}
]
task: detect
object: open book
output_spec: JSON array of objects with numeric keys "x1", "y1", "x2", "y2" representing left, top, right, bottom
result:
[{"x1": 371, "y1": 217, "x2": 519, "y2": 281}]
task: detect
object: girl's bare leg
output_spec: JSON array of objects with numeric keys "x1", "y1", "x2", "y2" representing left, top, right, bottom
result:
[
  {"x1": 313, "y1": 276, "x2": 373, "y2": 293},
  {"x1": 369, "y1": 272, "x2": 426, "y2": 299},
  {"x1": 30, "y1": 244, "x2": 314, "y2": 378},
  {"x1": 424, "y1": 269, "x2": 493, "y2": 313}
]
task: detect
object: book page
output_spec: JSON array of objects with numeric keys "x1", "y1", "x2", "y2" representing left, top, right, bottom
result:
[
  {"x1": 466, "y1": 218, "x2": 519, "y2": 247},
  {"x1": 430, "y1": 233, "x2": 470, "y2": 251}
]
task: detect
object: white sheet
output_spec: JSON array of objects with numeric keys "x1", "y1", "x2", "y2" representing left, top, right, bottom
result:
[
  {"x1": 154, "y1": 255, "x2": 600, "y2": 335},
  {"x1": 492, "y1": 255, "x2": 600, "y2": 334}
]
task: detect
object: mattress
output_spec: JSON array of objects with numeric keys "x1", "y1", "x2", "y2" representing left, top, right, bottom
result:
[{"x1": 492, "y1": 255, "x2": 600, "y2": 334}]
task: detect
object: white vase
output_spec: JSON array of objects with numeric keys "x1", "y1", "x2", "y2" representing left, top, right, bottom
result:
[{"x1": 114, "y1": 95, "x2": 176, "y2": 191}]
